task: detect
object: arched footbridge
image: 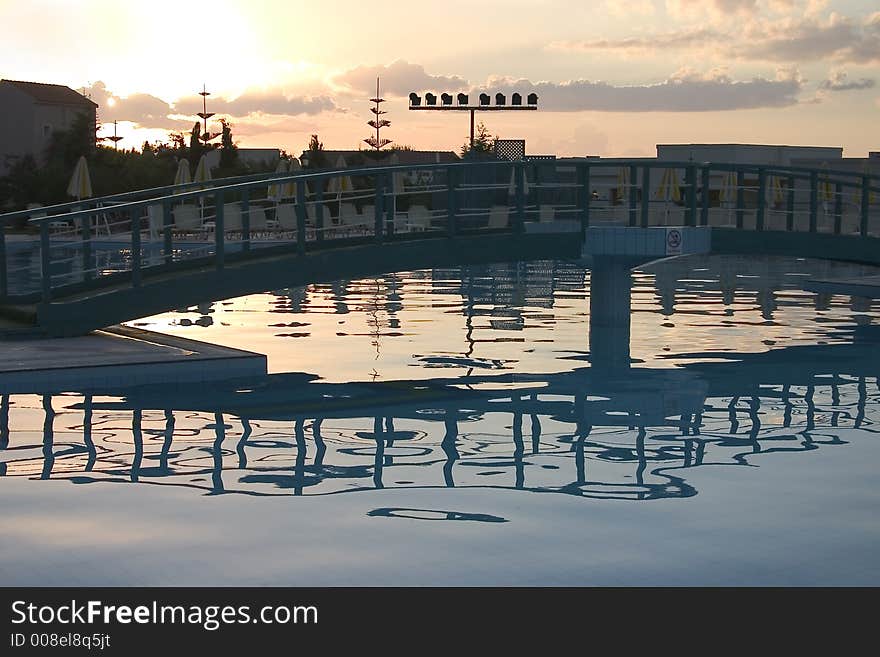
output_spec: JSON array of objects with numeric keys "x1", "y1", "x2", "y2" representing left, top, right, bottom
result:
[{"x1": 1, "y1": 158, "x2": 878, "y2": 336}]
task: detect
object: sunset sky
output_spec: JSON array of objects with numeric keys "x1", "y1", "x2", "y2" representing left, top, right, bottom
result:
[{"x1": 2, "y1": 0, "x2": 878, "y2": 157}]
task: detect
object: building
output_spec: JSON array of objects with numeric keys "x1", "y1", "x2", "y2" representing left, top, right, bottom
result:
[
  {"x1": 203, "y1": 147, "x2": 282, "y2": 172},
  {"x1": 0, "y1": 79, "x2": 98, "y2": 175},
  {"x1": 299, "y1": 149, "x2": 460, "y2": 168},
  {"x1": 656, "y1": 143, "x2": 843, "y2": 166}
]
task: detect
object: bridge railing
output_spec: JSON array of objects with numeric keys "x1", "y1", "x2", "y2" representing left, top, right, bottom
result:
[{"x1": 0, "y1": 159, "x2": 878, "y2": 304}]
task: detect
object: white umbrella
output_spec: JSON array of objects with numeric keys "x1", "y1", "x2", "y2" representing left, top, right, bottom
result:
[
  {"x1": 656, "y1": 168, "x2": 681, "y2": 223},
  {"x1": 66, "y1": 155, "x2": 97, "y2": 234},
  {"x1": 507, "y1": 163, "x2": 531, "y2": 196},
  {"x1": 719, "y1": 170, "x2": 738, "y2": 224},
  {"x1": 388, "y1": 153, "x2": 407, "y2": 218},
  {"x1": 193, "y1": 153, "x2": 212, "y2": 187},
  {"x1": 268, "y1": 158, "x2": 288, "y2": 201},
  {"x1": 67, "y1": 155, "x2": 92, "y2": 200},
  {"x1": 283, "y1": 157, "x2": 301, "y2": 199},
  {"x1": 616, "y1": 166, "x2": 629, "y2": 205},
  {"x1": 174, "y1": 159, "x2": 191, "y2": 187},
  {"x1": 326, "y1": 155, "x2": 353, "y2": 218},
  {"x1": 192, "y1": 153, "x2": 212, "y2": 220}
]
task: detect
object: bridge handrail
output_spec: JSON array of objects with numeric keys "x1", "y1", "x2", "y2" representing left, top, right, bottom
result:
[
  {"x1": 5, "y1": 159, "x2": 878, "y2": 226},
  {"x1": 0, "y1": 169, "x2": 297, "y2": 225}
]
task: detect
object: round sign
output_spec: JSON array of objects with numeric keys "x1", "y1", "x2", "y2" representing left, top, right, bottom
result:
[{"x1": 667, "y1": 229, "x2": 682, "y2": 249}]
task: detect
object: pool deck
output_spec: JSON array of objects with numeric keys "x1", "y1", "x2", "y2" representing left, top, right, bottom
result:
[
  {"x1": 804, "y1": 273, "x2": 880, "y2": 299},
  {"x1": 0, "y1": 325, "x2": 267, "y2": 394}
]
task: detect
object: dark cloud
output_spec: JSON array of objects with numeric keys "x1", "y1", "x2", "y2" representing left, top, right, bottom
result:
[
  {"x1": 334, "y1": 60, "x2": 468, "y2": 97},
  {"x1": 818, "y1": 71, "x2": 876, "y2": 91},
  {"x1": 173, "y1": 90, "x2": 338, "y2": 117},
  {"x1": 552, "y1": 12, "x2": 880, "y2": 64},
  {"x1": 478, "y1": 70, "x2": 802, "y2": 112}
]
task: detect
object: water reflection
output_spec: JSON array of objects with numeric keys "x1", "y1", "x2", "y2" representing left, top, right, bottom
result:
[
  {"x1": 1, "y1": 350, "x2": 877, "y2": 501},
  {"x1": 2, "y1": 255, "x2": 879, "y2": 504}
]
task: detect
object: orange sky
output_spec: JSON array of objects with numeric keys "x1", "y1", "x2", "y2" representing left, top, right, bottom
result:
[{"x1": 2, "y1": 0, "x2": 878, "y2": 157}]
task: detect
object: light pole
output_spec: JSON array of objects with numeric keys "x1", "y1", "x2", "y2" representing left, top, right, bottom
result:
[
  {"x1": 197, "y1": 83, "x2": 215, "y2": 146},
  {"x1": 105, "y1": 120, "x2": 123, "y2": 150},
  {"x1": 408, "y1": 91, "x2": 538, "y2": 149}
]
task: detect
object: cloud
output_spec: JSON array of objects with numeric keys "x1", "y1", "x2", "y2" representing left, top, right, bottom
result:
[
  {"x1": 818, "y1": 71, "x2": 876, "y2": 91},
  {"x1": 477, "y1": 68, "x2": 802, "y2": 112},
  {"x1": 86, "y1": 82, "x2": 183, "y2": 130},
  {"x1": 666, "y1": 0, "x2": 758, "y2": 17},
  {"x1": 334, "y1": 60, "x2": 468, "y2": 97},
  {"x1": 172, "y1": 89, "x2": 338, "y2": 118},
  {"x1": 550, "y1": 10, "x2": 880, "y2": 64},
  {"x1": 84, "y1": 82, "x2": 342, "y2": 135}
]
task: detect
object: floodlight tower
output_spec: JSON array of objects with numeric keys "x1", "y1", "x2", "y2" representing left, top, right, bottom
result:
[{"x1": 364, "y1": 77, "x2": 392, "y2": 151}]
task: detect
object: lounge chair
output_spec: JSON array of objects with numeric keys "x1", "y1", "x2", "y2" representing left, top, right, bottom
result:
[
  {"x1": 539, "y1": 204, "x2": 556, "y2": 223},
  {"x1": 408, "y1": 204, "x2": 431, "y2": 231},
  {"x1": 338, "y1": 202, "x2": 362, "y2": 235},
  {"x1": 276, "y1": 203, "x2": 297, "y2": 235},
  {"x1": 223, "y1": 202, "x2": 243, "y2": 233},
  {"x1": 146, "y1": 204, "x2": 164, "y2": 240},
  {"x1": 488, "y1": 205, "x2": 509, "y2": 229},
  {"x1": 173, "y1": 204, "x2": 202, "y2": 236}
]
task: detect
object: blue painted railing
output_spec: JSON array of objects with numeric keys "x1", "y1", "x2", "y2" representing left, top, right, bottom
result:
[{"x1": 0, "y1": 158, "x2": 878, "y2": 304}]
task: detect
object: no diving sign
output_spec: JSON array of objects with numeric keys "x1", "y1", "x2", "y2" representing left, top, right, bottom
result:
[{"x1": 665, "y1": 228, "x2": 683, "y2": 255}]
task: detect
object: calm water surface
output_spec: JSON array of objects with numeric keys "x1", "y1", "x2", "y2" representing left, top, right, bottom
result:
[{"x1": 2, "y1": 254, "x2": 879, "y2": 585}]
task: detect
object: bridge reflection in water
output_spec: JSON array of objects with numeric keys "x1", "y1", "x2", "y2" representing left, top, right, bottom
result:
[{"x1": 1, "y1": 257, "x2": 878, "y2": 502}]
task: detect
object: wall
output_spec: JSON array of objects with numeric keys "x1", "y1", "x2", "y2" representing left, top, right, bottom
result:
[{"x1": 0, "y1": 85, "x2": 34, "y2": 175}]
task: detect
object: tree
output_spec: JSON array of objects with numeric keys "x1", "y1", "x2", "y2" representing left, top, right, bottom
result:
[
  {"x1": 460, "y1": 122, "x2": 496, "y2": 158},
  {"x1": 218, "y1": 118, "x2": 238, "y2": 169},
  {"x1": 305, "y1": 134, "x2": 327, "y2": 168},
  {"x1": 188, "y1": 122, "x2": 203, "y2": 164}
]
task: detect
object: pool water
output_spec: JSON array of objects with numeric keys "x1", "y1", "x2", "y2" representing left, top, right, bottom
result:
[{"x1": 1, "y1": 254, "x2": 879, "y2": 585}]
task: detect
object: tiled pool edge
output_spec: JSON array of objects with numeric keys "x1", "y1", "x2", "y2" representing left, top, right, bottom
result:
[{"x1": 0, "y1": 325, "x2": 267, "y2": 394}]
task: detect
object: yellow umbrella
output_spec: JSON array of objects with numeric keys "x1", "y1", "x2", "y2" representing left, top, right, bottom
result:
[
  {"x1": 193, "y1": 153, "x2": 212, "y2": 188},
  {"x1": 267, "y1": 158, "x2": 288, "y2": 201},
  {"x1": 656, "y1": 168, "x2": 681, "y2": 203},
  {"x1": 283, "y1": 157, "x2": 300, "y2": 199},
  {"x1": 67, "y1": 156, "x2": 92, "y2": 200},
  {"x1": 719, "y1": 171, "x2": 737, "y2": 205},
  {"x1": 616, "y1": 166, "x2": 629, "y2": 205},
  {"x1": 769, "y1": 174, "x2": 785, "y2": 206},
  {"x1": 173, "y1": 159, "x2": 191, "y2": 187},
  {"x1": 326, "y1": 155, "x2": 353, "y2": 198}
]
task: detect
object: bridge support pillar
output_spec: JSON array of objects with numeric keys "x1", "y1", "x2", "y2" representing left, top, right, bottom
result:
[{"x1": 589, "y1": 257, "x2": 634, "y2": 376}]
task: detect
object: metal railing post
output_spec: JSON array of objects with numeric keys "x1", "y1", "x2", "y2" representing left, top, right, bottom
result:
[
  {"x1": 162, "y1": 198, "x2": 173, "y2": 265},
  {"x1": 578, "y1": 164, "x2": 590, "y2": 235},
  {"x1": 628, "y1": 164, "x2": 638, "y2": 227},
  {"x1": 833, "y1": 182, "x2": 842, "y2": 235},
  {"x1": 295, "y1": 180, "x2": 307, "y2": 253},
  {"x1": 700, "y1": 166, "x2": 710, "y2": 226},
  {"x1": 735, "y1": 169, "x2": 745, "y2": 229},
  {"x1": 640, "y1": 165, "x2": 650, "y2": 227},
  {"x1": 861, "y1": 175, "x2": 870, "y2": 237},
  {"x1": 40, "y1": 221, "x2": 51, "y2": 303},
  {"x1": 241, "y1": 189, "x2": 251, "y2": 252},
  {"x1": 686, "y1": 164, "x2": 697, "y2": 227},
  {"x1": 515, "y1": 163, "x2": 526, "y2": 232},
  {"x1": 384, "y1": 172, "x2": 394, "y2": 239},
  {"x1": 756, "y1": 168, "x2": 766, "y2": 231},
  {"x1": 0, "y1": 221, "x2": 6, "y2": 298},
  {"x1": 131, "y1": 208, "x2": 141, "y2": 288},
  {"x1": 809, "y1": 171, "x2": 818, "y2": 233},
  {"x1": 786, "y1": 176, "x2": 795, "y2": 232},
  {"x1": 315, "y1": 179, "x2": 324, "y2": 243},
  {"x1": 446, "y1": 166, "x2": 457, "y2": 237},
  {"x1": 214, "y1": 191, "x2": 225, "y2": 270},
  {"x1": 81, "y1": 209, "x2": 93, "y2": 281},
  {"x1": 374, "y1": 175, "x2": 385, "y2": 242}
]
